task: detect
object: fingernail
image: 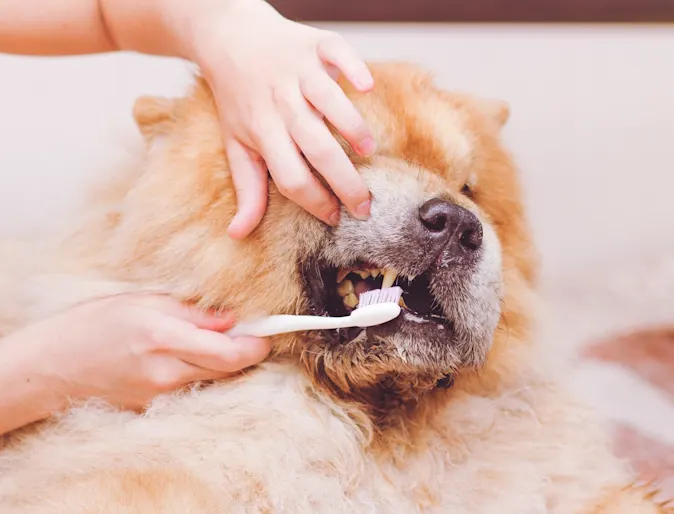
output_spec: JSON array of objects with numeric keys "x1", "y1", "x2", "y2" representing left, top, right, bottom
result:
[
  {"x1": 357, "y1": 137, "x2": 377, "y2": 156},
  {"x1": 328, "y1": 210, "x2": 341, "y2": 226},
  {"x1": 354, "y1": 200, "x2": 371, "y2": 220}
]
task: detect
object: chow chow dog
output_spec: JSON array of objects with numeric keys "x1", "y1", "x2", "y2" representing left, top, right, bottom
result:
[{"x1": 0, "y1": 62, "x2": 668, "y2": 513}]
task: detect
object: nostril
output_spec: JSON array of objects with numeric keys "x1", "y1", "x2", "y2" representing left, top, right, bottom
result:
[
  {"x1": 459, "y1": 226, "x2": 483, "y2": 251},
  {"x1": 418, "y1": 198, "x2": 452, "y2": 234},
  {"x1": 422, "y1": 212, "x2": 448, "y2": 233}
]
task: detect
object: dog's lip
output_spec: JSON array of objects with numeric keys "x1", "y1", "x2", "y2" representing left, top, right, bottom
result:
[
  {"x1": 359, "y1": 308, "x2": 457, "y2": 342},
  {"x1": 332, "y1": 303, "x2": 453, "y2": 342}
]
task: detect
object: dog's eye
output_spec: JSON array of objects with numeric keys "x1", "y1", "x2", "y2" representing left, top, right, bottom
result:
[{"x1": 460, "y1": 183, "x2": 474, "y2": 199}]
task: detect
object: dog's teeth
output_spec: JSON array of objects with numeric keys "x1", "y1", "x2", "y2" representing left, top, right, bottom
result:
[
  {"x1": 370, "y1": 269, "x2": 380, "y2": 278},
  {"x1": 336, "y1": 269, "x2": 350, "y2": 283},
  {"x1": 356, "y1": 270, "x2": 370, "y2": 279},
  {"x1": 337, "y1": 280, "x2": 354, "y2": 297},
  {"x1": 382, "y1": 269, "x2": 398, "y2": 289},
  {"x1": 398, "y1": 296, "x2": 408, "y2": 309},
  {"x1": 343, "y1": 293, "x2": 359, "y2": 309}
]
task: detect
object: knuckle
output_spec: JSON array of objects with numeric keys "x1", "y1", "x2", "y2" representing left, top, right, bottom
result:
[
  {"x1": 302, "y1": 76, "x2": 332, "y2": 103},
  {"x1": 349, "y1": 114, "x2": 369, "y2": 134},
  {"x1": 344, "y1": 184, "x2": 367, "y2": 202},
  {"x1": 306, "y1": 142, "x2": 335, "y2": 163},
  {"x1": 148, "y1": 367, "x2": 180, "y2": 391},
  {"x1": 340, "y1": 117, "x2": 368, "y2": 140},
  {"x1": 321, "y1": 31, "x2": 345, "y2": 48},
  {"x1": 271, "y1": 87, "x2": 290, "y2": 110},
  {"x1": 147, "y1": 328, "x2": 170, "y2": 352},
  {"x1": 246, "y1": 106, "x2": 276, "y2": 140},
  {"x1": 277, "y1": 177, "x2": 309, "y2": 197},
  {"x1": 219, "y1": 350, "x2": 241, "y2": 372},
  {"x1": 271, "y1": 85, "x2": 300, "y2": 120},
  {"x1": 277, "y1": 173, "x2": 312, "y2": 197},
  {"x1": 248, "y1": 115, "x2": 269, "y2": 140}
]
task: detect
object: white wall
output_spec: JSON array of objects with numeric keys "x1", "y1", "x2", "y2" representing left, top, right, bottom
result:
[{"x1": 1, "y1": 24, "x2": 673, "y2": 284}]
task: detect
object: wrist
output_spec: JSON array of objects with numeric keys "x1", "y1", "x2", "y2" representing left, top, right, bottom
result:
[
  {"x1": 0, "y1": 331, "x2": 67, "y2": 435},
  {"x1": 184, "y1": 0, "x2": 285, "y2": 70},
  {"x1": 98, "y1": 0, "x2": 191, "y2": 59}
]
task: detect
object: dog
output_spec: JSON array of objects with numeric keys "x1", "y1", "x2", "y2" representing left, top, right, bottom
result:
[{"x1": 0, "y1": 62, "x2": 668, "y2": 513}]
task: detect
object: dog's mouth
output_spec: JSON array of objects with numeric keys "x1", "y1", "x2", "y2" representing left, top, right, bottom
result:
[{"x1": 310, "y1": 262, "x2": 451, "y2": 342}]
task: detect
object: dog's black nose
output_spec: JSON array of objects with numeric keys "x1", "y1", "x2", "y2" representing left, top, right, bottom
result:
[{"x1": 418, "y1": 198, "x2": 483, "y2": 255}]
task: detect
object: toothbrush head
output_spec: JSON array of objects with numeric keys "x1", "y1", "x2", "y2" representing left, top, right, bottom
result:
[
  {"x1": 357, "y1": 287, "x2": 403, "y2": 308},
  {"x1": 348, "y1": 287, "x2": 403, "y2": 328},
  {"x1": 348, "y1": 302, "x2": 401, "y2": 327}
]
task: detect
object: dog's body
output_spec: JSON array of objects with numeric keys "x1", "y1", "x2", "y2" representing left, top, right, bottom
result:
[{"x1": 0, "y1": 63, "x2": 667, "y2": 513}]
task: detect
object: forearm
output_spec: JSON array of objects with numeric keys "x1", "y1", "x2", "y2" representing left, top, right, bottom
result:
[
  {"x1": 0, "y1": 0, "x2": 183, "y2": 57},
  {"x1": 0, "y1": 334, "x2": 62, "y2": 436},
  {"x1": 0, "y1": 0, "x2": 264, "y2": 60},
  {"x1": 0, "y1": 0, "x2": 115, "y2": 55}
]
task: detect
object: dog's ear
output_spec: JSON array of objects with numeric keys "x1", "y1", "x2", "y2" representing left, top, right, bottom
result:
[
  {"x1": 133, "y1": 96, "x2": 175, "y2": 141},
  {"x1": 475, "y1": 98, "x2": 510, "y2": 128}
]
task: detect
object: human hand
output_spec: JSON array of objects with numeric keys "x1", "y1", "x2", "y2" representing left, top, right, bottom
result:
[
  {"x1": 180, "y1": 0, "x2": 376, "y2": 238},
  {"x1": 1, "y1": 294, "x2": 270, "y2": 413}
]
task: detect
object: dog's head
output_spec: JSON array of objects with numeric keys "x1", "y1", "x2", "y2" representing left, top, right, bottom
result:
[{"x1": 118, "y1": 62, "x2": 535, "y2": 405}]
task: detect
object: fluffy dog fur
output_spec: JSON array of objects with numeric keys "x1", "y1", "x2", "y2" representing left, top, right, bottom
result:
[{"x1": 0, "y1": 63, "x2": 669, "y2": 513}]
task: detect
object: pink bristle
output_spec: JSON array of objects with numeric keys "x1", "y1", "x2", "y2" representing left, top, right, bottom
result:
[{"x1": 357, "y1": 287, "x2": 403, "y2": 308}]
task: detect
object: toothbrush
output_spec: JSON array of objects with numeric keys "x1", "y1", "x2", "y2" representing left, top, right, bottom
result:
[{"x1": 226, "y1": 287, "x2": 403, "y2": 338}]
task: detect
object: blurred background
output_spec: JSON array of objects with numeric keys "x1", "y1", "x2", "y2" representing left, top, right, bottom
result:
[{"x1": 1, "y1": 0, "x2": 673, "y2": 495}]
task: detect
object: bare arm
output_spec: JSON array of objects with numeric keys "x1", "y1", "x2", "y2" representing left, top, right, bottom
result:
[
  {"x1": 0, "y1": 334, "x2": 60, "y2": 435},
  {"x1": 0, "y1": 0, "x2": 116, "y2": 55},
  {"x1": 0, "y1": 0, "x2": 194, "y2": 57}
]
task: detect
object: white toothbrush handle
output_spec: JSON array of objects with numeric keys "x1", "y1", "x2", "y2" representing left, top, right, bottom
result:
[{"x1": 227, "y1": 314, "x2": 347, "y2": 338}]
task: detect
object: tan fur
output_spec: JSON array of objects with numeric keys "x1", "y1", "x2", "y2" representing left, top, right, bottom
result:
[{"x1": 0, "y1": 63, "x2": 666, "y2": 513}]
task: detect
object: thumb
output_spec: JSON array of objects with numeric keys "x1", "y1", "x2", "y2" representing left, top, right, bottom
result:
[
  {"x1": 186, "y1": 307, "x2": 236, "y2": 332},
  {"x1": 160, "y1": 298, "x2": 236, "y2": 332}
]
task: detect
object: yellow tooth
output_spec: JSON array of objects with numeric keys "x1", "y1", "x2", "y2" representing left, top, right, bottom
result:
[
  {"x1": 337, "y1": 280, "x2": 354, "y2": 297},
  {"x1": 382, "y1": 269, "x2": 398, "y2": 289},
  {"x1": 370, "y1": 269, "x2": 380, "y2": 278},
  {"x1": 336, "y1": 269, "x2": 350, "y2": 283},
  {"x1": 357, "y1": 270, "x2": 370, "y2": 279},
  {"x1": 343, "y1": 293, "x2": 359, "y2": 309},
  {"x1": 398, "y1": 296, "x2": 408, "y2": 309}
]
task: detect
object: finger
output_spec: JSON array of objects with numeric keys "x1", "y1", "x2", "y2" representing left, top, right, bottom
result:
[
  {"x1": 289, "y1": 107, "x2": 371, "y2": 221},
  {"x1": 226, "y1": 139, "x2": 269, "y2": 239},
  {"x1": 300, "y1": 73, "x2": 376, "y2": 157},
  {"x1": 317, "y1": 35, "x2": 373, "y2": 92},
  {"x1": 324, "y1": 63, "x2": 340, "y2": 81},
  {"x1": 177, "y1": 362, "x2": 236, "y2": 383},
  {"x1": 254, "y1": 119, "x2": 340, "y2": 226},
  {"x1": 167, "y1": 325, "x2": 272, "y2": 373},
  {"x1": 148, "y1": 296, "x2": 236, "y2": 332},
  {"x1": 181, "y1": 306, "x2": 236, "y2": 332},
  {"x1": 143, "y1": 356, "x2": 234, "y2": 392}
]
